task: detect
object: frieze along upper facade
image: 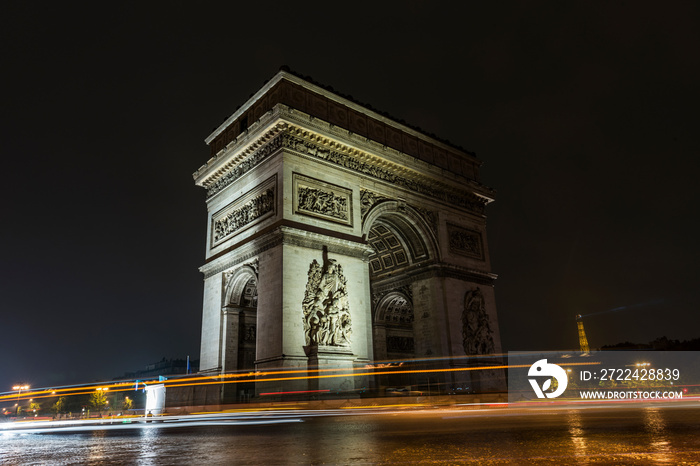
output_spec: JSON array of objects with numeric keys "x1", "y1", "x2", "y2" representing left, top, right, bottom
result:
[
  {"x1": 201, "y1": 129, "x2": 490, "y2": 216},
  {"x1": 193, "y1": 68, "x2": 505, "y2": 402}
]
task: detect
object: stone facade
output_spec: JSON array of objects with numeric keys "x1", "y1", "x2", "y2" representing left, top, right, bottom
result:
[{"x1": 194, "y1": 69, "x2": 504, "y2": 401}]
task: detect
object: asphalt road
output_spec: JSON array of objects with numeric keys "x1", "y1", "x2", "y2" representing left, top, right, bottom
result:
[{"x1": 2, "y1": 403, "x2": 700, "y2": 464}]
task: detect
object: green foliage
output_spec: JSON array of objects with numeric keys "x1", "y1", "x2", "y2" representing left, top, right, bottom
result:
[
  {"x1": 29, "y1": 402, "x2": 41, "y2": 414},
  {"x1": 89, "y1": 391, "x2": 108, "y2": 412},
  {"x1": 52, "y1": 396, "x2": 67, "y2": 414}
]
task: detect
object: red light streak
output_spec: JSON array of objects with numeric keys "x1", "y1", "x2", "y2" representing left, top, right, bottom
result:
[{"x1": 260, "y1": 389, "x2": 331, "y2": 396}]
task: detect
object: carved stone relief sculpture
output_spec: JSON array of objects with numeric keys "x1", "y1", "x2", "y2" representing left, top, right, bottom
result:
[
  {"x1": 447, "y1": 223, "x2": 484, "y2": 260},
  {"x1": 413, "y1": 206, "x2": 438, "y2": 236},
  {"x1": 462, "y1": 287, "x2": 495, "y2": 355},
  {"x1": 302, "y1": 256, "x2": 352, "y2": 347},
  {"x1": 244, "y1": 325, "x2": 256, "y2": 342},
  {"x1": 284, "y1": 133, "x2": 487, "y2": 214},
  {"x1": 211, "y1": 176, "x2": 276, "y2": 247},
  {"x1": 204, "y1": 128, "x2": 489, "y2": 215},
  {"x1": 360, "y1": 190, "x2": 390, "y2": 218},
  {"x1": 213, "y1": 188, "x2": 274, "y2": 242},
  {"x1": 298, "y1": 186, "x2": 348, "y2": 220},
  {"x1": 293, "y1": 173, "x2": 353, "y2": 226}
]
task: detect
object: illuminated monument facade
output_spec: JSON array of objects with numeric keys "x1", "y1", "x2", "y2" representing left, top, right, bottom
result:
[{"x1": 193, "y1": 69, "x2": 503, "y2": 400}]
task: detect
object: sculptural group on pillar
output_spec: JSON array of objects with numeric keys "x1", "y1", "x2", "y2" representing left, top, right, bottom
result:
[
  {"x1": 302, "y1": 257, "x2": 353, "y2": 347},
  {"x1": 462, "y1": 287, "x2": 495, "y2": 355}
]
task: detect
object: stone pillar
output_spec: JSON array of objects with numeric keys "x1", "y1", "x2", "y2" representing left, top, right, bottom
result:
[
  {"x1": 221, "y1": 307, "x2": 241, "y2": 373},
  {"x1": 220, "y1": 307, "x2": 241, "y2": 402},
  {"x1": 252, "y1": 229, "x2": 373, "y2": 396},
  {"x1": 199, "y1": 273, "x2": 224, "y2": 373},
  {"x1": 372, "y1": 323, "x2": 387, "y2": 361},
  {"x1": 305, "y1": 346, "x2": 357, "y2": 394},
  {"x1": 442, "y1": 278, "x2": 505, "y2": 393}
]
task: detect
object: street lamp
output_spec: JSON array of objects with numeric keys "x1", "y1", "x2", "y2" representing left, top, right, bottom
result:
[{"x1": 12, "y1": 384, "x2": 29, "y2": 416}]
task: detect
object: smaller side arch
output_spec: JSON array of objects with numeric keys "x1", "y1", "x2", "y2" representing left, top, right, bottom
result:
[
  {"x1": 224, "y1": 265, "x2": 258, "y2": 307},
  {"x1": 374, "y1": 291, "x2": 414, "y2": 325},
  {"x1": 220, "y1": 263, "x2": 259, "y2": 390},
  {"x1": 373, "y1": 290, "x2": 416, "y2": 362}
]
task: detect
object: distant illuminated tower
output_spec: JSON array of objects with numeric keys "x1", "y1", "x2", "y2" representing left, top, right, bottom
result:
[{"x1": 576, "y1": 315, "x2": 590, "y2": 353}]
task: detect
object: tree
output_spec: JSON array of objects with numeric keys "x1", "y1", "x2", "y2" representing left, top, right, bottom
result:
[
  {"x1": 122, "y1": 396, "x2": 133, "y2": 411},
  {"x1": 52, "y1": 397, "x2": 67, "y2": 415},
  {"x1": 89, "y1": 390, "x2": 107, "y2": 412},
  {"x1": 29, "y1": 401, "x2": 41, "y2": 415}
]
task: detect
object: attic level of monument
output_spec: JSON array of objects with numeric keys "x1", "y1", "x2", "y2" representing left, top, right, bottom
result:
[{"x1": 203, "y1": 69, "x2": 485, "y2": 184}]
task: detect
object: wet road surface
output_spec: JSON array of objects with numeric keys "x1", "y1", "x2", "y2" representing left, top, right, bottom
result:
[{"x1": 2, "y1": 403, "x2": 700, "y2": 464}]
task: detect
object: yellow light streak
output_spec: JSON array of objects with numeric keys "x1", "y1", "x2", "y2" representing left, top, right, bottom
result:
[{"x1": 0, "y1": 361, "x2": 601, "y2": 402}]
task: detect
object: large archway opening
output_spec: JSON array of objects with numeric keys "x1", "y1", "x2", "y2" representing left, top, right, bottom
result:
[{"x1": 364, "y1": 202, "x2": 438, "y2": 390}]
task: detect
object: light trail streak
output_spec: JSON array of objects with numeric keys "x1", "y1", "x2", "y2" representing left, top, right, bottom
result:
[
  {"x1": 0, "y1": 361, "x2": 601, "y2": 402},
  {"x1": 0, "y1": 352, "x2": 513, "y2": 399},
  {"x1": 1, "y1": 418, "x2": 304, "y2": 435},
  {"x1": 0, "y1": 407, "x2": 401, "y2": 434},
  {"x1": 5, "y1": 400, "x2": 699, "y2": 437},
  {"x1": 260, "y1": 389, "x2": 330, "y2": 396}
]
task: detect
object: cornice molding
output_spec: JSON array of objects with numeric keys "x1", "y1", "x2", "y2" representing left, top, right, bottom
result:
[
  {"x1": 200, "y1": 231, "x2": 283, "y2": 279},
  {"x1": 278, "y1": 226, "x2": 374, "y2": 260},
  {"x1": 193, "y1": 107, "x2": 287, "y2": 187},
  {"x1": 281, "y1": 128, "x2": 490, "y2": 215},
  {"x1": 277, "y1": 105, "x2": 493, "y2": 197},
  {"x1": 200, "y1": 226, "x2": 374, "y2": 279},
  {"x1": 195, "y1": 111, "x2": 493, "y2": 215}
]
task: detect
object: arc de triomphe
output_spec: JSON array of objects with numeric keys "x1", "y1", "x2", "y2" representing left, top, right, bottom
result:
[{"x1": 193, "y1": 69, "x2": 503, "y2": 401}]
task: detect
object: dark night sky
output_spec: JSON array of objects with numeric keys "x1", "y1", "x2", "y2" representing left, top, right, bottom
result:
[{"x1": 2, "y1": 2, "x2": 699, "y2": 390}]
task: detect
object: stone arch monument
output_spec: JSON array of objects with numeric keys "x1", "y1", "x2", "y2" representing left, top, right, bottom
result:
[{"x1": 194, "y1": 69, "x2": 504, "y2": 400}]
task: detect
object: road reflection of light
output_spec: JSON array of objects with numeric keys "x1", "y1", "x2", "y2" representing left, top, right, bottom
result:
[
  {"x1": 139, "y1": 425, "x2": 159, "y2": 464},
  {"x1": 88, "y1": 430, "x2": 107, "y2": 464},
  {"x1": 643, "y1": 407, "x2": 672, "y2": 463},
  {"x1": 566, "y1": 409, "x2": 588, "y2": 463}
]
